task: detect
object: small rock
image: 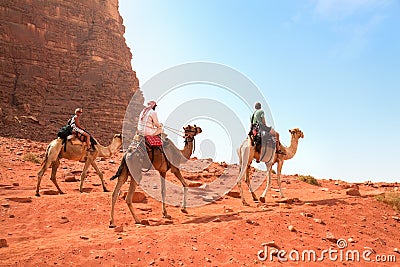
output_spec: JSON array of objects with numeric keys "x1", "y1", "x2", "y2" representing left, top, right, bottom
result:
[
  {"x1": 109, "y1": 160, "x2": 115, "y2": 164},
  {"x1": 0, "y1": 239, "x2": 8, "y2": 248},
  {"x1": 304, "y1": 202, "x2": 317, "y2": 206},
  {"x1": 225, "y1": 208, "x2": 234, "y2": 213},
  {"x1": 375, "y1": 238, "x2": 386, "y2": 245},
  {"x1": 80, "y1": 236, "x2": 89, "y2": 240},
  {"x1": 188, "y1": 182, "x2": 203, "y2": 188},
  {"x1": 261, "y1": 241, "x2": 280, "y2": 249},
  {"x1": 202, "y1": 195, "x2": 215, "y2": 202},
  {"x1": 12, "y1": 183, "x2": 19, "y2": 186},
  {"x1": 1, "y1": 203, "x2": 10, "y2": 208},
  {"x1": 60, "y1": 216, "x2": 69, "y2": 224},
  {"x1": 394, "y1": 248, "x2": 400, "y2": 254},
  {"x1": 348, "y1": 238, "x2": 356, "y2": 243},
  {"x1": 288, "y1": 225, "x2": 296, "y2": 232},
  {"x1": 346, "y1": 188, "x2": 361, "y2": 197},
  {"x1": 140, "y1": 219, "x2": 150, "y2": 226},
  {"x1": 313, "y1": 218, "x2": 324, "y2": 224},
  {"x1": 300, "y1": 212, "x2": 314, "y2": 218},
  {"x1": 276, "y1": 198, "x2": 294, "y2": 204},
  {"x1": 212, "y1": 217, "x2": 222, "y2": 223},
  {"x1": 9, "y1": 214, "x2": 15, "y2": 218},
  {"x1": 64, "y1": 175, "x2": 77, "y2": 182},
  {"x1": 16, "y1": 152, "x2": 23, "y2": 156},
  {"x1": 122, "y1": 191, "x2": 146, "y2": 203},
  {"x1": 392, "y1": 216, "x2": 400, "y2": 222},
  {"x1": 205, "y1": 257, "x2": 212, "y2": 263},
  {"x1": 114, "y1": 226, "x2": 124, "y2": 232},
  {"x1": 246, "y1": 219, "x2": 260, "y2": 226}
]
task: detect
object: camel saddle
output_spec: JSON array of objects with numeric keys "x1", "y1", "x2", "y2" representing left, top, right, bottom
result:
[{"x1": 145, "y1": 135, "x2": 163, "y2": 147}]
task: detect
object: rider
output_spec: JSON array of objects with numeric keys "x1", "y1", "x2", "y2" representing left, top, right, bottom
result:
[
  {"x1": 70, "y1": 108, "x2": 92, "y2": 150},
  {"x1": 137, "y1": 100, "x2": 163, "y2": 136},
  {"x1": 251, "y1": 102, "x2": 285, "y2": 154}
]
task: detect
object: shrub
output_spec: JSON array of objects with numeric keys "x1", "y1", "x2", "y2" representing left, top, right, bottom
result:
[
  {"x1": 298, "y1": 175, "x2": 320, "y2": 186},
  {"x1": 375, "y1": 192, "x2": 400, "y2": 212},
  {"x1": 22, "y1": 152, "x2": 41, "y2": 164}
]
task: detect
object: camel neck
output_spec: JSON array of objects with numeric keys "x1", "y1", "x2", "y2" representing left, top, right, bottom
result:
[
  {"x1": 181, "y1": 138, "x2": 194, "y2": 159},
  {"x1": 284, "y1": 136, "x2": 300, "y2": 160}
]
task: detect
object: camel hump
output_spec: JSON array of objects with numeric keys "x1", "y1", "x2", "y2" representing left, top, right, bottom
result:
[{"x1": 68, "y1": 135, "x2": 84, "y2": 146}]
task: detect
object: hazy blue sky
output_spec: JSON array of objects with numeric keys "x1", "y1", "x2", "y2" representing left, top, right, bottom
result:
[{"x1": 119, "y1": 0, "x2": 400, "y2": 182}]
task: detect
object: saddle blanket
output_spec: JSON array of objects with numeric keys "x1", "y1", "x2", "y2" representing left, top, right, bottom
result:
[{"x1": 145, "y1": 135, "x2": 163, "y2": 147}]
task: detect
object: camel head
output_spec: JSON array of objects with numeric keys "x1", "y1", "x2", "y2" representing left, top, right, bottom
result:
[
  {"x1": 289, "y1": 128, "x2": 304, "y2": 139},
  {"x1": 183, "y1": 125, "x2": 202, "y2": 139}
]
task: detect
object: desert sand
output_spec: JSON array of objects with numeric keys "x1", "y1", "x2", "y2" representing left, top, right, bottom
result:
[{"x1": 0, "y1": 136, "x2": 399, "y2": 266}]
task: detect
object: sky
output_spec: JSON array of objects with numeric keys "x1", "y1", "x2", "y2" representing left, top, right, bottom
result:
[{"x1": 119, "y1": 0, "x2": 400, "y2": 183}]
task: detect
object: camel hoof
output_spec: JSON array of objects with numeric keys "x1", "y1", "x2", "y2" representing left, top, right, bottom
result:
[
  {"x1": 163, "y1": 214, "x2": 172, "y2": 219},
  {"x1": 103, "y1": 188, "x2": 110, "y2": 192},
  {"x1": 181, "y1": 208, "x2": 188, "y2": 214},
  {"x1": 109, "y1": 224, "x2": 116, "y2": 228},
  {"x1": 259, "y1": 197, "x2": 266, "y2": 203},
  {"x1": 35, "y1": 193, "x2": 40, "y2": 197}
]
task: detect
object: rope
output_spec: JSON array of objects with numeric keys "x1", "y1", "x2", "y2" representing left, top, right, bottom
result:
[{"x1": 164, "y1": 125, "x2": 185, "y2": 137}]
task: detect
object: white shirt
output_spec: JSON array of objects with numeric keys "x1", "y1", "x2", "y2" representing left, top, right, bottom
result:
[{"x1": 137, "y1": 109, "x2": 161, "y2": 136}]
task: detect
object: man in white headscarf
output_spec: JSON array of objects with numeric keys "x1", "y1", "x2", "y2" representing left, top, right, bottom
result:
[{"x1": 137, "y1": 100, "x2": 163, "y2": 136}]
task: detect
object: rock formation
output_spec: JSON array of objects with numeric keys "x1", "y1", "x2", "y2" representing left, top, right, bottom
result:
[{"x1": 0, "y1": 0, "x2": 142, "y2": 142}]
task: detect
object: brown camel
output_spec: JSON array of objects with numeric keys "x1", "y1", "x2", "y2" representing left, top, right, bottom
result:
[
  {"x1": 109, "y1": 125, "x2": 202, "y2": 227},
  {"x1": 36, "y1": 134, "x2": 122, "y2": 196},
  {"x1": 237, "y1": 128, "x2": 304, "y2": 205}
]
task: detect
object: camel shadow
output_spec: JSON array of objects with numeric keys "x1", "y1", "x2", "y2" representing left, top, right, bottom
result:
[
  {"x1": 300, "y1": 198, "x2": 349, "y2": 206},
  {"x1": 182, "y1": 213, "x2": 242, "y2": 225}
]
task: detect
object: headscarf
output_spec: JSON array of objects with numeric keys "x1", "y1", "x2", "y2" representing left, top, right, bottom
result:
[{"x1": 140, "y1": 101, "x2": 157, "y2": 121}]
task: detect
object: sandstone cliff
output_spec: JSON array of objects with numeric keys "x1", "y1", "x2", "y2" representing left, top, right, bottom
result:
[{"x1": 0, "y1": 0, "x2": 142, "y2": 143}]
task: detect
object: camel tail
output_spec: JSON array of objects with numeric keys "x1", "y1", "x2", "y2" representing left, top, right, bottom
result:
[
  {"x1": 110, "y1": 155, "x2": 127, "y2": 180},
  {"x1": 40, "y1": 143, "x2": 51, "y2": 167}
]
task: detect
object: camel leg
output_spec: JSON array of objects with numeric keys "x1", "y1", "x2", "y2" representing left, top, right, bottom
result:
[
  {"x1": 159, "y1": 172, "x2": 172, "y2": 219},
  {"x1": 109, "y1": 171, "x2": 128, "y2": 228},
  {"x1": 171, "y1": 166, "x2": 189, "y2": 214},
  {"x1": 237, "y1": 163, "x2": 250, "y2": 206},
  {"x1": 91, "y1": 161, "x2": 108, "y2": 192},
  {"x1": 126, "y1": 174, "x2": 142, "y2": 224},
  {"x1": 259, "y1": 165, "x2": 272, "y2": 203},
  {"x1": 244, "y1": 165, "x2": 258, "y2": 202},
  {"x1": 276, "y1": 161, "x2": 285, "y2": 198},
  {"x1": 49, "y1": 159, "x2": 64, "y2": 195},
  {"x1": 79, "y1": 160, "x2": 92, "y2": 193},
  {"x1": 36, "y1": 160, "x2": 53, "y2": 197}
]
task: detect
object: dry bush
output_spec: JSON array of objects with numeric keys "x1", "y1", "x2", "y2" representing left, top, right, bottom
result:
[
  {"x1": 298, "y1": 175, "x2": 320, "y2": 186},
  {"x1": 22, "y1": 152, "x2": 41, "y2": 164},
  {"x1": 375, "y1": 192, "x2": 400, "y2": 212}
]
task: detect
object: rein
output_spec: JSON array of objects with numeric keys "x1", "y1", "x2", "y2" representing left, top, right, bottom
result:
[{"x1": 164, "y1": 125, "x2": 185, "y2": 138}]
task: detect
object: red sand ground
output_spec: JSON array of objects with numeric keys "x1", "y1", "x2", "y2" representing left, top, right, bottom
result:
[{"x1": 0, "y1": 136, "x2": 399, "y2": 266}]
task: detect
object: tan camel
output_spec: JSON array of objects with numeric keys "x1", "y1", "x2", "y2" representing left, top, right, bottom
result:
[
  {"x1": 237, "y1": 128, "x2": 304, "y2": 205},
  {"x1": 36, "y1": 134, "x2": 122, "y2": 196},
  {"x1": 109, "y1": 125, "x2": 202, "y2": 227}
]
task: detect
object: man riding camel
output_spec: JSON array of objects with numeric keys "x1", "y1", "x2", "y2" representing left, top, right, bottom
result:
[
  {"x1": 251, "y1": 102, "x2": 285, "y2": 154},
  {"x1": 137, "y1": 100, "x2": 163, "y2": 136}
]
